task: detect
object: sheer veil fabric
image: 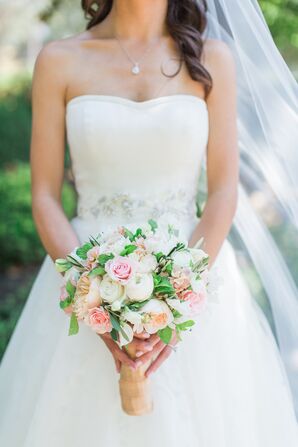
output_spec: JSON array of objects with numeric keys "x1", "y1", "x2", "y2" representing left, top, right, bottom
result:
[{"x1": 203, "y1": 0, "x2": 298, "y2": 414}]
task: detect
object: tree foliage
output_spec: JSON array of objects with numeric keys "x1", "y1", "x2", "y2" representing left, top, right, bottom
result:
[{"x1": 260, "y1": 0, "x2": 298, "y2": 49}]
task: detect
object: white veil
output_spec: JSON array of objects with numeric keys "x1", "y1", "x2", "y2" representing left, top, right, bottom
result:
[{"x1": 202, "y1": 0, "x2": 298, "y2": 415}]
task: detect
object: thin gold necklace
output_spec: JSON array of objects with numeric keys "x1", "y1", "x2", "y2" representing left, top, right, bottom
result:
[{"x1": 115, "y1": 32, "x2": 162, "y2": 75}]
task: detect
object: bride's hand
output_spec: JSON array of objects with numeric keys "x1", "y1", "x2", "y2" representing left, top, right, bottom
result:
[
  {"x1": 136, "y1": 331, "x2": 178, "y2": 377},
  {"x1": 98, "y1": 332, "x2": 158, "y2": 373},
  {"x1": 99, "y1": 333, "x2": 137, "y2": 372}
]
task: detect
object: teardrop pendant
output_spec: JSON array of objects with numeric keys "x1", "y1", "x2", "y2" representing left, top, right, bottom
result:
[{"x1": 132, "y1": 64, "x2": 140, "y2": 75}]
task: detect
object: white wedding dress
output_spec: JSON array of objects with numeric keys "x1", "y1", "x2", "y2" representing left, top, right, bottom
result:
[{"x1": 0, "y1": 94, "x2": 297, "y2": 446}]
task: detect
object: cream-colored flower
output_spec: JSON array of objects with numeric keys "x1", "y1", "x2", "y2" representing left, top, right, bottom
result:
[
  {"x1": 122, "y1": 309, "x2": 144, "y2": 334},
  {"x1": 136, "y1": 254, "x2": 158, "y2": 273},
  {"x1": 73, "y1": 274, "x2": 101, "y2": 319},
  {"x1": 99, "y1": 274, "x2": 126, "y2": 304},
  {"x1": 126, "y1": 273, "x2": 154, "y2": 302},
  {"x1": 172, "y1": 250, "x2": 192, "y2": 268},
  {"x1": 141, "y1": 299, "x2": 174, "y2": 334}
]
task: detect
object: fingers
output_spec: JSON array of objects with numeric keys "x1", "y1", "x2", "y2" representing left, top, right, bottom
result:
[
  {"x1": 134, "y1": 331, "x2": 150, "y2": 340},
  {"x1": 98, "y1": 333, "x2": 138, "y2": 370},
  {"x1": 135, "y1": 334, "x2": 160, "y2": 357},
  {"x1": 135, "y1": 339, "x2": 165, "y2": 365},
  {"x1": 132, "y1": 336, "x2": 158, "y2": 355},
  {"x1": 114, "y1": 358, "x2": 121, "y2": 374},
  {"x1": 145, "y1": 345, "x2": 172, "y2": 377},
  {"x1": 131, "y1": 338, "x2": 152, "y2": 352},
  {"x1": 114, "y1": 345, "x2": 140, "y2": 370}
]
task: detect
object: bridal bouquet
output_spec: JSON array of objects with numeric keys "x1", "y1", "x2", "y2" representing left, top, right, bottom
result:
[{"x1": 55, "y1": 219, "x2": 216, "y2": 415}]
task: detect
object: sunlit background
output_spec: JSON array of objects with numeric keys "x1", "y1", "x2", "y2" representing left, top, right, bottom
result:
[{"x1": 0, "y1": 0, "x2": 297, "y2": 359}]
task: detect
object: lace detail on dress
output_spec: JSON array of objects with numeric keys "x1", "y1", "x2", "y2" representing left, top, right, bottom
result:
[{"x1": 77, "y1": 188, "x2": 198, "y2": 223}]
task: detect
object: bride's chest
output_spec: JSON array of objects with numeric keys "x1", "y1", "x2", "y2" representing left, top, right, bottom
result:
[{"x1": 66, "y1": 96, "x2": 208, "y2": 164}]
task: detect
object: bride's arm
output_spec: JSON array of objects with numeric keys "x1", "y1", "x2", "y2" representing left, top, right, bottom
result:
[
  {"x1": 188, "y1": 40, "x2": 239, "y2": 266},
  {"x1": 30, "y1": 42, "x2": 80, "y2": 262},
  {"x1": 30, "y1": 42, "x2": 141, "y2": 371}
]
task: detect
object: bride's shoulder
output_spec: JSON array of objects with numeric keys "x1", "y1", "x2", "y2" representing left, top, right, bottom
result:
[
  {"x1": 202, "y1": 38, "x2": 235, "y2": 77},
  {"x1": 34, "y1": 31, "x2": 91, "y2": 70},
  {"x1": 32, "y1": 31, "x2": 95, "y2": 94}
]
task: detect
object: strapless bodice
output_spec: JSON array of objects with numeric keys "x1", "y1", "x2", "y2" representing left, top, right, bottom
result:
[{"x1": 65, "y1": 94, "x2": 209, "y2": 240}]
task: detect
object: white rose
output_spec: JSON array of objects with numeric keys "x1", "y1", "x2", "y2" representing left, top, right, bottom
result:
[
  {"x1": 122, "y1": 309, "x2": 144, "y2": 334},
  {"x1": 100, "y1": 232, "x2": 127, "y2": 255},
  {"x1": 99, "y1": 274, "x2": 126, "y2": 303},
  {"x1": 141, "y1": 299, "x2": 174, "y2": 334},
  {"x1": 166, "y1": 298, "x2": 190, "y2": 318},
  {"x1": 172, "y1": 250, "x2": 192, "y2": 268},
  {"x1": 137, "y1": 254, "x2": 158, "y2": 273},
  {"x1": 126, "y1": 273, "x2": 154, "y2": 302},
  {"x1": 143, "y1": 234, "x2": 164, "y2": 253},
  {"x1": 128, "y1": 252, "x2": 157, "y2": 273}
]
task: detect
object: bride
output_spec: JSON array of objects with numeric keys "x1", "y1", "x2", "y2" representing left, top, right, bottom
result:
[{"x1": 0, "y1": 0, "x2": 298, "y2": 445}]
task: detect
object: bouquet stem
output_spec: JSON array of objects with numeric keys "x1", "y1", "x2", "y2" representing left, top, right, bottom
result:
[{"x1": 119, "y1": 342, "x2": 153, "y2": 416}]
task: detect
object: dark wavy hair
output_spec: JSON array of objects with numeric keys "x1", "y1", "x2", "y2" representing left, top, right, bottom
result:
[{"x1": 81, "y1": 0, "x2": 212, "y2": 96}]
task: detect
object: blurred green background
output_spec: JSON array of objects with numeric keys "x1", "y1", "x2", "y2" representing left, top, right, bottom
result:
[{"x1": 0, "y1": 0, "x2": 297, "y2": 359}]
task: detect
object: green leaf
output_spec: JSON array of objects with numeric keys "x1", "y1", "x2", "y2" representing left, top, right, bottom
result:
[
  {"x1": 154, "y1": 277, "x2": 175, "y2": 295},
  {"x1": 66, "y1": 280, "x2": 76, "y2": 298},
  {"x1": 89, "y1": 235, "x2": 101, "y2": 246},
  {"x1": 119, "y1": 244, "x2": 138, "y2": 256},
  {"x1": 119, "y1": 325, "x2": 130, "y2": 342},
  {"x1": 109, "y1": 312, "x2": 121, "y2": 331},
  {"x1": 158, "y1": 326, "x2": 173, "y2": 344},
  {"x1": 123, "y1": 228, "x2": 134, "y2": 242},
  {"x1": 154, "y1": 252, "x2": 165, "y2": 263},
  {"x1": 59, "y1": 297, "x2": 73, "y2": 310},
  {"x1": 97, "y1": 253, "x2": 114, "y2": 266},
  {"x1": 172, "y1": 309, "x2": 183, "y2": 319},
  {"x1": 148, "y1": 219, "x2": 158, "y2": 233},
  {"x1": 88, "y1": 266, "x2": 106, "y2": 277},
  {"x1": 128, "y1": 299, "x2": 150, "y2": 311},
  {"x1": 176, "y1": 320, "x2": 195, "y2": 331},
  {"x1": 160, "y1": 260, "x2": 173, "y2": 275},
  {"x1": 76, "y1": 242, "x2": 93, "y2": 260},
  {"x1": 55, "y1": 258, "x2": 72, "y2": 273},
  {"x1": 167, "y1": 224, "x2": 179, "y2": 237},
  {"x1": 167, "y1": 242, "x2": 186, "y2": 257},
  {"x1": 175, "y1": 329, "x2": 182, "y2": 342},
  {"x1": 192, "y1": 255, "x2": 210, "y2": 273},
  {"x1": 155, "y1": 286, "x2": 175, "y2": 295},
  {"x1": 111, "y1": 328, "x2": 119, "y2": 342},
  {"x1": 133, "y1": 228, "x2": 146, "y2": 240},
  {"x1": 153, "y1": 272, "x2": 161, "y2": 286},
  {"x1": 66, "y1": 255, "x2": 85, "y2": 269},
  {"x1": 68, "y1": 312, "x2": 79, "y2": 336}
]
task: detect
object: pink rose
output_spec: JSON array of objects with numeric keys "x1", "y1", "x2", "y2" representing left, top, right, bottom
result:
[
  {"x1": 85, "y1": 307, "x2": 112, "y2": 334},
  {"x1": 106, "y1": 256, "x2": 134, "y2": 284},
  {"x1": 180, "y1": 289, "x2": 207, "y2": 315}
]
